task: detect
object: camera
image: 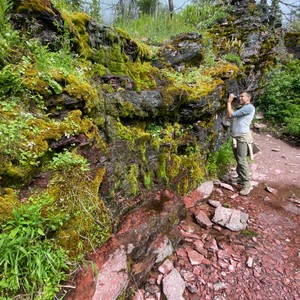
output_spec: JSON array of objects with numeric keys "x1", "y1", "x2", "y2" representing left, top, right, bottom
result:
[{"x1": 233, "y1": 95, "x2": 239, "y2": 102}]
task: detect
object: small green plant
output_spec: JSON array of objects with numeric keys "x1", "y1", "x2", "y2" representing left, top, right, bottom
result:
[
  {"x1": 222, "y1": 52, "x2": 243, "y2": 68},
  {"x1": 25, "y1": 39, "x2": 84, "y2": 79},
  {"x1": 240, "y1": 229, "x2": 258, "y2": 238},
  {"x1": 0, "y1": 194, "x2": 69, "y2": 299},
  {"x1": 0, "y1": 0, "x2": 21, "y2": 66},
  {"x1": 205, "y1": 141, "x2": 235, "y2": 178},
  {"x1": 49, "y1": 151, "x2": 90, "y2": 172},
  {"x1": 179, "y1": 0, "x2": 229, "y2": 30},
  {"x1": 0, "y1": 0, "x2": 13, "y2": 28},
  {"x1": 0, "y1": 65, "x2": 23, "y2": 97},
  {"x1": 0, "y1": 116, "x2": 31, "y2": 159}
]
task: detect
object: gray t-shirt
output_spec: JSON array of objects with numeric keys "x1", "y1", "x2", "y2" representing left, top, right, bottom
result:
[{"x1": 231, "y1": 103, "x2": 255, "y2": 135}]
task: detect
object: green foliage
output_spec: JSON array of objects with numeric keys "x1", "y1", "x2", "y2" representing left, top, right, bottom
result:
[
  {"x1": 0, "y1": 0, "x2": 13, "y2": 27},
  {"x1": 114, "y1": 1, "x2": 228, "y2": 45},
  {"x1": 258, "y1": 59, "x2": 300, "y2": 138},
  {"x1": 114, "y1": 11, "x2": 192, "y2": 45},
  {"x1": 0, "y1": 65, "x2": 23, "y2": 97},
  {"x1": 49, "y1": 151, "x2": 90, "y2": 172},
  {"x1": 205, "y1": 141, "x2": 235, "y2": 178},
  {"x1": 179, "y1": 0, "x2": 228, "y2": 30},
  {"x1": 0, "y1": 30, "x2": 21, "y2": 66},
  {"x1": 138, "y1": 0, "x2": 161, "y2": 15},
  {"x1": 222, "y1": 52, "x2": 243, "y2": 68},
  {"x1": 0, "y1": 194, "x2": 69, "y2": 299},
  {"x1": 24, "y1": 39, "x2": 83, "y2": 79},
  {"x1": 85, "y1": 0, "x2": 102, "y2": 22},
  {"x1": 0, "y1": 0, "x2": 21, "y2": 66},
  {"x1": 0, "y1": 112, "x2": 39, "y2": 166}
]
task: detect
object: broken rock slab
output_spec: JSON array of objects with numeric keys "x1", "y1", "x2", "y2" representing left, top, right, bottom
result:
[
  {"x1": 219, "y1": 182, "x2": 235, "y2": 192},
  {"x1": 194, "y1": 210, "x2": 213, "y2": 229},
  {"x1": 183, "y1": 181, "x2": 214, "y2": 208},
  {"x1": 162, "y1": 268, "x2": 185, "y2": 300},
  {"x1": 208, "y1": 199, "x2": 222, "y2": 208},
  {"x1": 92, "y1": 246, "x2": 128, "y2": 300},
  {"x1": 212, "y1": 206, "x2": 249, "y2": 231},
  {"x1": 153, "y1": 235, "x2": 174, "y2": 264}
]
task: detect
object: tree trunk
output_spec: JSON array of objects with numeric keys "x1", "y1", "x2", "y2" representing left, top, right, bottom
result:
[{"x1": 168, "y1": 0, "x2": 174, "y2": 18}]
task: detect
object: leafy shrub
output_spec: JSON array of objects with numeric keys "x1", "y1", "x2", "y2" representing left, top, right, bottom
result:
[
  {"x1": 0, "y1": 0, "x2": 12, "y2": 22},
  {"x1": 205, "y1": 141, "x2": 235, "y2": 178},
  {"x1": 0, "y1": 65, "x2": 23, "y2": 97},
  {"x1": 49, "y1": 151, "x2": 90, "y2": 172},
  {"x1": 0, "y1": 194, "x2": 69, "y2": 299},
  {"x1": 179, "y1": 0, "x2": 228, "y2": 30},
  {"x1": 25, "y1": 39, "x2": 81, "y2": 78},
  {"x1": 222, "y1": 52, "x2": 243, "y2": 68},
  {"x1": 0, "y1": 0, "x2": 22, "y2": 66},
  {"x1": 258, "y1": 59, "x2": 300, "y2": 139}
]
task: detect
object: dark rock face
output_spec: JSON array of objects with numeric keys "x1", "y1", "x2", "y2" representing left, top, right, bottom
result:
[
  {"x1": 105, "y1": 90, "x2": 164, "y2": 119},
  {"x1": 153, "y1": 32, "x2": 203, "y2": 70},
  {"x1": 212, "y1": 0, "x2": 280, "y2": 97},
  {"x1": 11, "y1": 1, "x2": 65, "y2": 50}
]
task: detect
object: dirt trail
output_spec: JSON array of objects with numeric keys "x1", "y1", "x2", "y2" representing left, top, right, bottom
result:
[
  {"x1": 252, "y1": 132, "x2": 299, "y2": 187},
  {"x1": 138, "y1": 132, "x2": 300, "y2": 300}
]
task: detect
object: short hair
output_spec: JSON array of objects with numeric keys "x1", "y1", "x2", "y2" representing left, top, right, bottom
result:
[{"x1": 240, "y1": 91, "x2": 252, "y2": 100}]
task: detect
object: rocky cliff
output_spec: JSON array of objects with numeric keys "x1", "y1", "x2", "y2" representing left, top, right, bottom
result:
[{"x1": 0, "y1": 0, "x2": 291, "y2": 297}]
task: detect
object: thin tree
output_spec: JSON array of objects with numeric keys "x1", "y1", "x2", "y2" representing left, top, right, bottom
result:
[
  {"x1": 89, "y1": 0, "x2": 102, "y2": 22},
  {"x1": 168, "y1": 0, "x2": 174, "y2": 18}
]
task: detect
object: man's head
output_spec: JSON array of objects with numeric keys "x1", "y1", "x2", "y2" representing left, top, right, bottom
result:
[{"x1": 239, "y1": 91, "x2": 251, "y2": 105}]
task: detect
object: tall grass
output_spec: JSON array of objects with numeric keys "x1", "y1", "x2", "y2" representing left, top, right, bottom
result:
[
  {"x1": 0, "y1": 194, "x2": 69, "y2": 299},
  {"x1": 114, "y1": 1, "x2": 228, "y2": 44}
]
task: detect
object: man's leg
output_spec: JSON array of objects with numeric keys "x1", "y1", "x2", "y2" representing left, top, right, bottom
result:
[{"x1": 234, "y1": 141, "x2": 252, "y2": 194}]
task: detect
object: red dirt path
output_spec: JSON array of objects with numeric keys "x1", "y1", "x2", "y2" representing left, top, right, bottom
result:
[{"x1": 139, "y1": 132, "x2": 300, "y2": 300}]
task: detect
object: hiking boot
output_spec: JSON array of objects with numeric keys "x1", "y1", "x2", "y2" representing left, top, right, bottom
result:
[
  {"x1": 231, "y1": 177, "x2": 242, "y2": 185},
  {"x1": 222, "y1": 175, "x2": 242, "y2": 185},
  {"x1": 239, "y1": 186, "x2": 253, "y2": 196}
]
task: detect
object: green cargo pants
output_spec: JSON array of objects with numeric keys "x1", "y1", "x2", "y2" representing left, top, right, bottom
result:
[{"x1": 233, "y1": 140, "x2": 252, "y2": 188}]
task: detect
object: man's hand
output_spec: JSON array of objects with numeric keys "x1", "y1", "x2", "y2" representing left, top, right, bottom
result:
[
  {"x1": 227, "y1": 93, "x2": 235, "y2": 104},
  {"x1": 227, "y1": 93, "x2": 235, "y2": 117}
]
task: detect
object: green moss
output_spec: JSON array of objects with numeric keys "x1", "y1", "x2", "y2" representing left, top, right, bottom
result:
[
  {"x1": 0, "y1": 188, "x2": 20, "y2": 221},
  {"x1": 63, "y1": 12, "x2": 93, "y2": 59},
  {"x1": 177, "y1": 175, "x2": 190, "y2": 195},
  {"x1": 162, "y1": 62, "x2": 239, "y2": 104},
  {"x1": 15, "y1": 0, "x2": 57, "y2": 14},
  {"x1": 240, "y1": 229, "x2": 258, "y2": 238},
  {"x1": 126, "y1": 61, "x2": 157, "y2": 91},
  {"x1": 64, "y1": 74, "x2": 101, "y2": 114},
  {"x1": 158, "y1": 153, "x2": 169, "y2": 183},
  {"x1": 127, "y1": 164, "x2": 139, "y2": 197},
  {"x1": 115, "y1": 28, "x2": 151, "y2": 61},
  {"x1": 0, "y1": 108, "x2": 108, "y2": 186},
  {"x1": 93, "y1": 44, "x2": 128, "y2": 74},
  {"x1": 109, "y1": 118, "x2": 151, "y2": 148},
  {"x1": 0, "y1": 160, "x2": 34, "y2": 182},
  {"x1": 166, "y1": 154, "x2": 182, "y2": 180},
  {"x1": 22, "y1": 68, "x2": 50, "y2": 96},
  {"x1": 45, "y1": 166, "x2": 112, "y2": 258},
  {"x1": 142, "y1": 170, "x2": 153, "y2": 189}
]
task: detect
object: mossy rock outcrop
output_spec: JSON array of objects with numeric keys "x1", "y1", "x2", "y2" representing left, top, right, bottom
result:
[{"x1": 2, "y1": 0, "x2": 287, "y2": 280}]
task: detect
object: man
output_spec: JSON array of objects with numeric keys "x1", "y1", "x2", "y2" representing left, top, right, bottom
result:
[{"x1": 227, "y1": 91, "x2": 255, "y2": 196}]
